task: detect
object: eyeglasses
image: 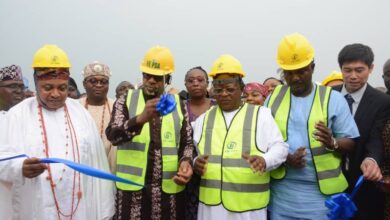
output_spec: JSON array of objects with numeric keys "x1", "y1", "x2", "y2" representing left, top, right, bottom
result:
[
  {"x1": 86, "y1": 78, "x2": 109, "y2": 86},
  {"x1": 0, "y1": 83, "x2": 25, "y2": 91},
  {"x1": 143, "y1": 73, "x2": 164, "y2": 82},
  {"x1": 186, "y1": 78, "x2": 207, "y2": 84},
  {"x1": 213, "y1": 87, "x2": 238, "y2": 95}
]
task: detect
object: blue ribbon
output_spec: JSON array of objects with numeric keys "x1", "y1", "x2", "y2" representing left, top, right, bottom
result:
[
  {"x1": 0, "y1": 154, "x2": 28, "y2": 161},
  {"x1": 0, "y1": 154, "x2": 142, "y2": 186},
  {"x1": 156, "y1": 94, "x2": 177, "y2": 116},
  {"x1": 325, "y1": 175, "x2": 364, "y2": 220}
]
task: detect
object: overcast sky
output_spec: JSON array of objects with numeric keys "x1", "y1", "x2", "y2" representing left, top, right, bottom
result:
[{"x1": 1, "y1": 0, "x2": 389, "y2": 97}]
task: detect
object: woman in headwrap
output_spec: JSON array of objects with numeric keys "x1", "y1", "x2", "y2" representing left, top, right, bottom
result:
[
  {"x1": 243, "y1": 82, "x2": 269, "y2": 105},
  {"x1": 263, "y1": 77, "x2": 284, "y2": 93}
]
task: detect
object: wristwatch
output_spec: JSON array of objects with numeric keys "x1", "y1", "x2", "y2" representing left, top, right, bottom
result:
[
  {"x1": 326, "y1": 137, "x2": 339, "y2": 151},
  {"x1": 332, "y1": 137, "x2": 339, "y2": 150}
]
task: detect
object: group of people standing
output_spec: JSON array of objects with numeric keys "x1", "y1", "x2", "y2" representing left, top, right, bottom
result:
[{"x1": 1, "y1": 32, "x2": 390, "y2": 220}]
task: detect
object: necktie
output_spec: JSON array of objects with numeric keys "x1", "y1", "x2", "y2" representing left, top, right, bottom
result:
[{"x1": 345, "y1": 94, "x2": 354, "y2": 114}]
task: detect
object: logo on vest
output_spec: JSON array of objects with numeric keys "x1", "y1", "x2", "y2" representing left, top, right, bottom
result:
[
  {"x1": 164, "y1": 131, "x2": 173, "y2": 141},
  {"x1": 225, "y1": 141, "x2": 238, "y2": 154}
]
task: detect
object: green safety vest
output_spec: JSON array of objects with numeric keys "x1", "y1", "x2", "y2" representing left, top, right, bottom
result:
[
  {"x1": 116, "y1": 89, "x2": 185, "y2": 194},
  {"x1": 197, "y1": 103, "x2": 270, "y2": 212},
  {"x1": 266, "y1": 85, "x2": 348, "y2": 195}
]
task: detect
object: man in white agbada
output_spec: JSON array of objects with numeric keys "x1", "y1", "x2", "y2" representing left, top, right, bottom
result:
[
  {"x1": 0, "y1": 64, "x2": 25, "y2": 220},
  {"x1": 0, "y1": 45, "x2": 115, "y2": 220},
  {"x1": 193, "y1": 55, "x2": 288, "y2": 220}
]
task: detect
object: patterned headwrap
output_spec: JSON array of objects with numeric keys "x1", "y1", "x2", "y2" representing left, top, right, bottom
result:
[
  {"x1": 244, "y1": 82, "x2": 269, "y2": 98},
  {"x1": 82, "y1": 61, "x2": 112, "y2": 79},
  {"x1": 0, "y1": 65, "x2": 23, "y2": 81},
  {"x1": 34, "y1": 68, "x2": 70, "y2": 81}
]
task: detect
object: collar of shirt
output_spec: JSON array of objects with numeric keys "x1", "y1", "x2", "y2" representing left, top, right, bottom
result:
[
  {"x1": 222, "y1": 108, "x2": 240, "y2": 127},
  {"x1": 341, "y1": 83, "x2": 367, "y2": 115}
]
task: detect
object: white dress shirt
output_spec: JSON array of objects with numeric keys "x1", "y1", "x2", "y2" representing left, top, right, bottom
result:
[{"x1": 341, "y1": 83, "x2": 367, "y2": 116}]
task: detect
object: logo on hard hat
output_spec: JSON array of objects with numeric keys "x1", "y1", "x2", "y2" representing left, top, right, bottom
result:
[
  {"x1": 217, "y1": 62, "x2": 224, "y2": 70},
  {"x1": 51, "y1": 55, "x2": 59, "y2": 64},
  {"x1": 147, "y1": 60, "x2": 160, "y2": 69},
  {"x1": 291, "y1": 54, "x2": 300, "y2": 64}
]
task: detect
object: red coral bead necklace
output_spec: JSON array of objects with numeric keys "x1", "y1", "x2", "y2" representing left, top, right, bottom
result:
[{"x1": 38, "y1": 104, "x2": 82, "y2": 220}]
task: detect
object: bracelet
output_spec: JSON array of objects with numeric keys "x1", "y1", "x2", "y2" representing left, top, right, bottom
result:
[
  {"x1": 325, "y1": 137, "x2": 339, "y2": 151},
  {"x1": 333, "y1": 137, "x2": 339, "y2": 150}
]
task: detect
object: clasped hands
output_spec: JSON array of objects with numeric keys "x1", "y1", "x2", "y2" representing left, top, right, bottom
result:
[{"x1": 287, "y1": 121, "x2": 333, "y2": 168}]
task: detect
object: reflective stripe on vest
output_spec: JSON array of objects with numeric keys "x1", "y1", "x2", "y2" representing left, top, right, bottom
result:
[
  {"x1": 267, "y1": 85, "x2": 348, "y2": 195},
  {"x1": 116, "y1": 89, "x2": 185, "y2": 193},
  {"x1": 197, "y1": 103, "x2": 270, "y2": 212}
]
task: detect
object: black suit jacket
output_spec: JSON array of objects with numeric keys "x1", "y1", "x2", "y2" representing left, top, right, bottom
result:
[{"x1": 334, "y1": 84, "x2": 390, "y2": 219}]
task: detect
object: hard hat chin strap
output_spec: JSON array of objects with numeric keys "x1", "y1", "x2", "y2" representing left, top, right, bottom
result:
[
  {"x1": 165, "y1": 74, "x2": 172, "y2": 85},
  {"x1": 163, "y1": 74, "x2": 172, "y2": 94}
]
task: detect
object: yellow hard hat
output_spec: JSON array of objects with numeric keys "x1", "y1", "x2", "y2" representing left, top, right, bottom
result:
[
  {"x1": 140, "y1": 46, "x2": 175, "y2": 76},
  {"x1": 277, "y1": 33, "x2": 314, "y2": 70},
  {"x1": 32, "y1": 45, "x2": 71, "y2": 68},
  {"x1": 208, "y1": 54, "x2": 246, "y2": 78},
  {"x1": 322, "y1": 71, "x2": 343, "y2": 86}
]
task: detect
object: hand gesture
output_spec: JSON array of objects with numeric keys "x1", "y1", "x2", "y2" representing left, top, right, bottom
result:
[
  {"x1": 242, "y1": 153, "x2": 266, "y2": 174},
  {"x1": 194, "y1": 155, "x2": 208, "y2": 176},
  {"x1": 22, "y1": 157, "x2": 47, "y2": 178},
  {"x1": 286, "y1": 147, "x2": 307, "y2": 168},
  {"x1": 361, "y1": 158, "x2": 382, "y2": 181},
  {"x1": 313, "y1": 121, "x2": 334, "y2": 149},
  {"x1": 136, "y1": 98, "x2": 160, "y2": 124},
  {"x1": 172, "y1": 160, "x2": 193, "y2": 185}
]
